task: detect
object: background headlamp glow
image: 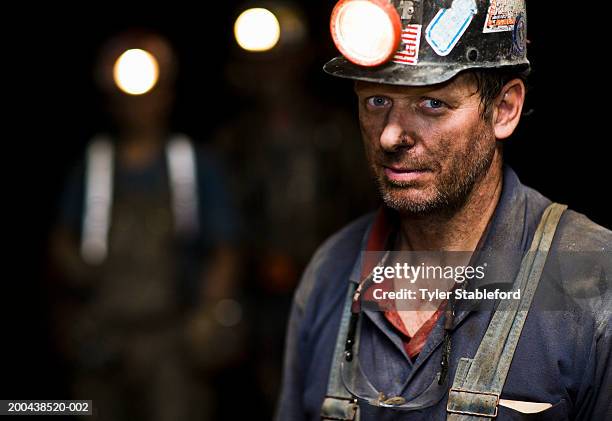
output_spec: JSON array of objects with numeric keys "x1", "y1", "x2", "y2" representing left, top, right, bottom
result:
[
  {"x1": 330, "y1": 0, "x2": 401, "y2": 67},
  {"x1": 234, "y1": 8, "x2": 281, "y2": 52},
  {"x1": 113, "y1": 49, "x2": 159, "y2": 95}
]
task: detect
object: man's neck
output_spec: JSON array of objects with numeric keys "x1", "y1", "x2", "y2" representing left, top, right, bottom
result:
[{"x1": 397, "y1": 156, "x2": 503, "y2": 252}]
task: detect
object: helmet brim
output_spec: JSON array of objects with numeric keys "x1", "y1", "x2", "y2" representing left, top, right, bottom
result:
[{"x1": 323, "y1": 56, "x2": 530, "y2": 87}]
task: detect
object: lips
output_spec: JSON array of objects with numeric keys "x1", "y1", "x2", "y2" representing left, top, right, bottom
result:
[
  {"x1": 385, "y1": 165, "x2": 427, "y2": 172},
  {"x1": 383, "y1": 166, "x2": 431, "y2": 183}
]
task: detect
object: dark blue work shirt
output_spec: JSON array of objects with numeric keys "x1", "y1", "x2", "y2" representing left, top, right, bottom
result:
[{"x1": 276, "y1": 166, "x2": 612, "y2": 420}]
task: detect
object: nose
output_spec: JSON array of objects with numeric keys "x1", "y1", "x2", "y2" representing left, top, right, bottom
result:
[{"x1": 379, "y1": 108, "x2": 415, "y2": 152}]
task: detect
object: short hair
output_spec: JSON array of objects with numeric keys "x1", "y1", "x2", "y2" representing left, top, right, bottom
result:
[{"x1": 467, "y1": 67, "x2": 529, "y2": 120}]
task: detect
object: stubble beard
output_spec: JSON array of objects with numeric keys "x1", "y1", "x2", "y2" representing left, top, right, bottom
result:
[{"x1": 374, "y1": 128, "x2": 496, "y2": 216}]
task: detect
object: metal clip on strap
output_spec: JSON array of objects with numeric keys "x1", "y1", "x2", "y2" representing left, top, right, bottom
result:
[
  {"x1": 321, "y1": 396, "x2": 359, "y2": 421},
  {"x1": 447, "y1": 387, "x2": 500, "y2": 418}
]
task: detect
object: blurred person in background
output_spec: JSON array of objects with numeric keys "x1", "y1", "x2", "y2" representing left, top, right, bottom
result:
[
  {"x1": 49, "y1": 30, "x2": 242, "y2": 421},
  {"x1": 215, "y1": 2, "x2": 378, "y2": 413}
]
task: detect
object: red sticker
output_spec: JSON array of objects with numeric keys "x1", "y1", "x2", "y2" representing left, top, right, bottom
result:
[{"x1": 393, "y1": 24, "x2": 422, "y2": 65}]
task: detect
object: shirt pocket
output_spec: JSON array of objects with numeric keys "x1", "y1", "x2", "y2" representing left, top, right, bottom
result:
[{"x1": 497, "y1": 398, "x2": 568, "y2": 420}]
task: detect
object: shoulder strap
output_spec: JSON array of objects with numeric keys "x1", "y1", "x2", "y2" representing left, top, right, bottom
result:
[
  {"x1": 166, "y1": 135, "x2": 199, "y2": 235},
  {"x1": 321, "y1": 282, "x2": 360, "y2": 421},
  {"x1": 447, "y1": 202, "x2": 567, "y2": 420},
  {"x1": 81, "y1": 136, "x2": 114, "y2": 265},
  {"x1": 81, "y1": 135, "x2": 200, "y2": 265}
]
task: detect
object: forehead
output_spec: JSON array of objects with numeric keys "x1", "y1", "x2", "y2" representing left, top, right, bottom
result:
[{"x1": 354, "y1": 74, "x2": 477, "y2": 98}]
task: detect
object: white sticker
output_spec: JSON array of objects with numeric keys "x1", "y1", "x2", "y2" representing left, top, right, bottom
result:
[
  {"x1": 393, "y1": 25, "x2": 422, "y2": 65},
  {"x1": 398, "y1": 0, "x2": 417, "y2": 22},
  {"x1": 425, "y1": 0, "x2": 477, "y2": 57},
  {"x1": 483, "y1": 0, "x2": 525, "y2": 33}
]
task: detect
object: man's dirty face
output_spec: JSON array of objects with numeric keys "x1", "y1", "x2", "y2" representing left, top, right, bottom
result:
[{"x1": 355, "y1": 74, "x2": 497, "y2": 215}]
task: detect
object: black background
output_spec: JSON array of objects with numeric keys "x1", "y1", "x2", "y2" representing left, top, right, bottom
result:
[{"x1": 5, "y1": 0, "x2": 611, "y2": 406}]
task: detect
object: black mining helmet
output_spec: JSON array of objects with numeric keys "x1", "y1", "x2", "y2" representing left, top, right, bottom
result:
[{"x1": 324, "y1": 0, "x2": 529, "y2": 86}]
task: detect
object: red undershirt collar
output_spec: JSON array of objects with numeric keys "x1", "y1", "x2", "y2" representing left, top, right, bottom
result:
[{"x1": 363, "y1": 207, "x2": 445, "y2": 359}]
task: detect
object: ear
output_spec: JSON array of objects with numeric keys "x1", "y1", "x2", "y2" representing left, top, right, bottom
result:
[{"x1": 492, "y1": 79, "x2": 526, "y2": 140}]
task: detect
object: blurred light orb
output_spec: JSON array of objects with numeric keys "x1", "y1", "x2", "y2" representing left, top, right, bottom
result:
[
  {"x1": 113, "y1": 48, "x2": 159, "y2": 95},
  {"x1": 234, "y1": 8, "x2": 280, "y2": 52}
]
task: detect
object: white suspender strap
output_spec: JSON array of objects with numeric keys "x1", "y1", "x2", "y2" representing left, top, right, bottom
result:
[
  {"x1": 81, "y1": 134, "x2": 199, "y2": 265},
  {"x1": 166, "y1": 135, "x2": 199, "y2": 235},
  {"x1": 81, "y1": 136, "x2": 114, "y2": 265}
]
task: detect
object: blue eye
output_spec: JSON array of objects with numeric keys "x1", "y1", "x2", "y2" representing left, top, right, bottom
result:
[
  {"x1": 367, "y1": 96, "x2": 391, "y2": 108},
  {"x1": 422, "y1": 99, "x2": 445, "y2": 109}
]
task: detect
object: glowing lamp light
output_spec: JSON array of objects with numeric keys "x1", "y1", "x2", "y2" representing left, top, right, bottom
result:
[
  {"x1": 234, "y1": 8, "x2": 281, "y2": 52},
  {"x1": 113, "y1": 48, "x2": 159, "y2": 95},
  {"x1": 330, "y1": 0, "x2": 401, "y2": 67}
]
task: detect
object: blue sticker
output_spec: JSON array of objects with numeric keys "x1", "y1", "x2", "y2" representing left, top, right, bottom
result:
[
  {"x1": 512, "y1": 13, "x2": 526, "y2": 55},
  {"x1": 425, "y1": 0, "x2": 477, "y2": 56}
]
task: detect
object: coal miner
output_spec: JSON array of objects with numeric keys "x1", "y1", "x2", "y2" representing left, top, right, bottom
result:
[{"x1": 275, "y1": 0, "x2": 612, "y2": 420}]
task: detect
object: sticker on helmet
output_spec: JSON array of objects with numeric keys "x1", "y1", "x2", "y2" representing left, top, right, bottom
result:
[
  {"x1": 511, "y1": 12, "x2": 526, "y2": 55},
  {"x1": 425, "y1": 0, "x2": 477, "y2": 57},
  {"x1": 396, "y1": 0, "x2": 419, "y2": 22},
  {"x1": 393, "y1": 25, "x2": 422, "y2": 65},
  {"x1": 483, "y1": 0, "x2": 525, "y2": 33}
]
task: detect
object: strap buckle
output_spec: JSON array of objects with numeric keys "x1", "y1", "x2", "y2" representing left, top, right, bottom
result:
[
  {"x1": 321, "y1": 396, "x2": 358, "y2": 421},
  {"x1": 447, "y1": 388, "x2": 500, "y2": 418}
]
